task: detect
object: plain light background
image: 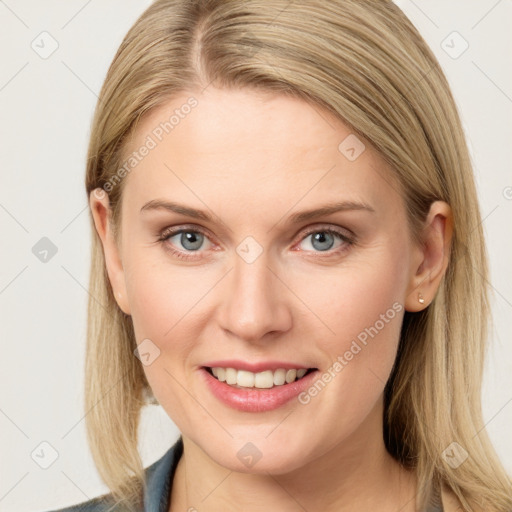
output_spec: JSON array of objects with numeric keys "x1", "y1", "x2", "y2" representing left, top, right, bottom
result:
[{"x1": 0, "y1": 1, "x2": 510, "y2": 511}]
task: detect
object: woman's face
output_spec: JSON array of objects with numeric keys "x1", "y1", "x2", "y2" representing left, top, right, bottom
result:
[{"x1": 97, "y1": 87, "x2": 426, "y2": 473}]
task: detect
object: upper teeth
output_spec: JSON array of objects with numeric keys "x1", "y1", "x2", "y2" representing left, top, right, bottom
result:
[{"x1": 211, "y1": 367, "x2": 309, "y2": 388}]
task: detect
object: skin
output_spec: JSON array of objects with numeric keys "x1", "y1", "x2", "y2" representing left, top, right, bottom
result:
[{"x1": 90, "y1": 87, "x2": 455, "y2": 511}]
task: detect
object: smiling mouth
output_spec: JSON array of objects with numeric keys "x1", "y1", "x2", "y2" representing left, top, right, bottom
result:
[{"x1": 203, "y1": 366, "x2": 318, "y2": 389}]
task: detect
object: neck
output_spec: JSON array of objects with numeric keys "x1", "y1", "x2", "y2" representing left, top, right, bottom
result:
[{"x1": 169, "y1": 399, "x2": 417, "y2": 512}]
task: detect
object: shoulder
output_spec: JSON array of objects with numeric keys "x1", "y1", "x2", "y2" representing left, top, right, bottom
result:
[{"x1": 44, "y1": 437, "x2": 183, "y2": 512}]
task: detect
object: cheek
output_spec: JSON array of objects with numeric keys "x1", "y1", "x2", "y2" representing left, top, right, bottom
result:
[
  {"x1": 289, "y1": 244, "x2": 407, "y2": 414},
  {"x1": 123, "y1": 255, "x2": 213, "y2": 417},
  {"x1": 293, "y1": 244, "x2": 407, "y2": 351},
  {"x1": 124, "y1": 248, "x2": 214, "y2": 342}
]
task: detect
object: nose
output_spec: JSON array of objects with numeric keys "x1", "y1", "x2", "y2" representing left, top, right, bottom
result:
[{"x1": 216, "y1": 249, "x2": 292, "y2": 344}]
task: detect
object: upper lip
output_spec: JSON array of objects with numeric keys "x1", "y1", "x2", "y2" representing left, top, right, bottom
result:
[{"x1": 202, "y1": 360, "x2": 316, "y2": 373}]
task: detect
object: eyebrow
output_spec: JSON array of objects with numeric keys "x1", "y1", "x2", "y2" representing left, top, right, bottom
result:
[{"x1": 139, "y1": 199, "x2": 375, "y2": 223}]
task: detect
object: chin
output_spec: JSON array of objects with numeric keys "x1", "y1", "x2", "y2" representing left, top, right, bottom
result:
[{"x1": 196, "y1": 430, "x2": 318, "y2": 475}]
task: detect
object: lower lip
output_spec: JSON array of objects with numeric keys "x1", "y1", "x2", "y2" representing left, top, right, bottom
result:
[{"x1": 200, "y1": 368, "x2": 319, "y2": 412}]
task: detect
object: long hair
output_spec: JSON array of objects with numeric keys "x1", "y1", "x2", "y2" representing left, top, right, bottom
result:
[{"x1": 83, "y1": 1, "x2": 512, "y2": 510}]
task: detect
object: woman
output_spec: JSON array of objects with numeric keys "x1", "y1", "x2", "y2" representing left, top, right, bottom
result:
[{"x1": 49, "y1": 0, "x2": 512, "y2": 511}]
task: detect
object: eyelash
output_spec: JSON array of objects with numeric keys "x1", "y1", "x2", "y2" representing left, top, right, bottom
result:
[{"x1": 157, "y1": 224, "x2": 356, "y2": 261}]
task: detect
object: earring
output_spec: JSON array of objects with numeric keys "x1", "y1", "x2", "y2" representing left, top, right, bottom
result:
[{"x1": 418, "y1": 293, "x2": 425, "y2": 304}]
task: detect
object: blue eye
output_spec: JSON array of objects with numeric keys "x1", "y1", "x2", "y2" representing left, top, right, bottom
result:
[
  {"x1": 296, "y1": 228, "x2": 353, "y2": 255},
  {"x1": 307, "y1": 231, "x2": 336, "y2": 251},
  {"x1": 160, "y1": 228, "x2": 213, "y2": 257},
  {"x1": 170, "y1": 231, "x2": 205, "y2": 251}
]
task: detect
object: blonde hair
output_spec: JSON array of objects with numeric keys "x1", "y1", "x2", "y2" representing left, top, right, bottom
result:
[{"x1": 84, "y1": 1, "x2": 512, "y2": 510}]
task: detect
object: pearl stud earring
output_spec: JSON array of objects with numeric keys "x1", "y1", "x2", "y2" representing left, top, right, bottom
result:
[{"x1": 418, "y1": 293, "x2": 425, "y2": 304}]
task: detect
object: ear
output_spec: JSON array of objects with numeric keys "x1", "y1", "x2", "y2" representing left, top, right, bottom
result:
[
  {"x1": 89, "y1": 188, "x2": 131, "y2": 315},
  {"x1": 404, "y1": 201, "x2": 453, "y2": 312}
]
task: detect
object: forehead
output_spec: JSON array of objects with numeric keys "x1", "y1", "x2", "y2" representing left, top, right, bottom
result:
[{"x1": 120, "y1": 87, "x2": 402, "y2": 216}]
